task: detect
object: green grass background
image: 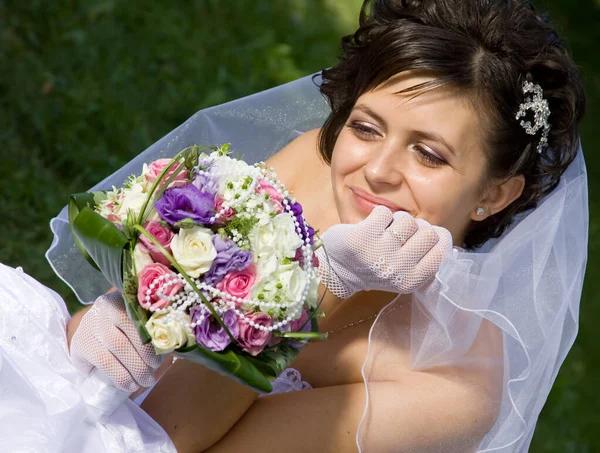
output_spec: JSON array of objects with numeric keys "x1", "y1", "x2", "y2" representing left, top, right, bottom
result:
[{"x1": 0, "y1": 1, "x2": 598, "y2": 450}]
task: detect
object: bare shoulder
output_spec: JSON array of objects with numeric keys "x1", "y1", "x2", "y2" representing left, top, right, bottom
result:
[{"x1": 265, "y1": 128, "x2": 326, "y2": 190}]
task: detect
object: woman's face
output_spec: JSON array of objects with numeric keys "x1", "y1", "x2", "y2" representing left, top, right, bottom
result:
[{"x1": 330, "y1": 73, "x2": 490, "y2": 245}]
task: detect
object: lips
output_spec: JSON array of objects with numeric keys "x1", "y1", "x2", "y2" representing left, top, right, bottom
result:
[{"x1": 349, "y1": 187, "x2": 405, "y2": 214}]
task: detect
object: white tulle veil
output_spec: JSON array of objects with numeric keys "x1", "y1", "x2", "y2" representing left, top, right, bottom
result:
[{"x1": 46, "y1": 74, "x2": 588, "y2": 452}]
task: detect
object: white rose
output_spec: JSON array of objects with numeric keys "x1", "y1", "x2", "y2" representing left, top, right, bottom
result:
[
  {"x1": 272, "y1": 213, "x2": 304, "y2": 259},
  {"x1": 254, "y1": 249, "x2": 279, "y2": 278},
  {"x1": 146, "y1": 311, "x2": 195, "y2": 354},
  {"x1": 276, "y1": 261, "x2": 307, "y2": 303},
  {"x1": 171, "y1": 226, "x2": 217, "y2": 277},
  {"x1": 248, "y1": 222, "x2": 277, "y2": 258},
  {"x1": 116, "y1": 188, "x2": 147, "y2": 222},
  {"x1": 133, "y1": 244, "x2": 154, "y2": 274}
]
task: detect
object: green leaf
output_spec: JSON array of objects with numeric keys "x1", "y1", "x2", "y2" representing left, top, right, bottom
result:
[
  {"x1": 71, "y1": 206, "x2": 129, "y2": 291},
  {"x1": 173, "y1": 218, "x2": 201, "y2": 229},
  {"x1": 122, "y1": 247, "x2": 151, "y2": 344},
  {"x1": 245, "y1": 344, "x2": 301, "y2": 380},
  {"x1": 69, "y1": 192, "x2": 104, "y2": 270},
  {"x1": 176, "y1": 345, "x2": 273, "y2": 394}
]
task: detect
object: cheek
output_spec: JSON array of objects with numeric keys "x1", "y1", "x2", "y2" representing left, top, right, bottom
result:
[
  {"x1": 412, "y1": 177, "x2": 479, "y2": 235},
  {"x1": 330, "y1": 131, "x2": 366, "y2": 192},
  {"x1": 330, "y1": 131, "x2": 367, "y2": 177}
]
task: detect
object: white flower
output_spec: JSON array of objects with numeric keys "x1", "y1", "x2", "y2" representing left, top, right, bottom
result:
[
  {"x1": 272, "y1": 213, "x2": 304, "y2": 259},
  {"x1": 146, "y1": 312, "x2": 195, "y2": 354},
  {"x1": 276, "y1": 261, "x2": 307, "y2": 303},
  {"x1": 248, "y1": 222, "x2": 276, "y2": 260},
  {"x1": 133, "y1": 244, "x2": 154, "y2": 274},
  {"x1": 254, "y1": 249, "x2": 279, "y2": 278},
  {"x1": 171, "y1": 226, "x2": 217, "y2": 278},
  {"x1": 209, "y1": 156, "x2": 251, "y2": 191},
  {"x1": 251, "y1": 261, "x2": 308, "y2": 318},
  {"x1": 249, "y1": 212, "x2": 302, "y2": 263},
  {"x1": 114, "y1": 184, "x2": 147, "y2": 222},
  {"x1": 305, "y1": 270, "x2": 320, "y2": 309},
  {"x1": 245, "y1": 193, "x2": 274, "y2": 226}
]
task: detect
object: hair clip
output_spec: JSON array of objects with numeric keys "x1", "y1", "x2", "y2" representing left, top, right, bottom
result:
[{"x1": 515, "y1": 81, "x2": 551, "y2": 153}]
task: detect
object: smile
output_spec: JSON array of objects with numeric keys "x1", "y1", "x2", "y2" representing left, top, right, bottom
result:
[{"x1": 349, "y1": 187, "x2": 406, "y2": 215}]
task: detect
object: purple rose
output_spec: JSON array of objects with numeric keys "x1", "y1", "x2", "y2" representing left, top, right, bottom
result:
[
  {"x1": 192, "y1": 308, "x2": 239, "y2": 352},
  {"x1": 204, "y1": 235, "x2": 252, "y2": 286},
  {"x1": 155, "y1": 184, "x2": 215, "y2": 226}
]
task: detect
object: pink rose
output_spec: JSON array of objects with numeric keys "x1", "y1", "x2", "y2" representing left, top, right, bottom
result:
[
  {"x1": 139, "y1": 220, "x2": 174, "y2": 266},
  {"x1": 238, "y1": 312, "x2": 272, "y2": 356},
  {"x1": 256, "y1": 178, "x2": 283, "y2": 214},
  {"x1": 137, "y1": 263, "x2": 183, "y2": 310},
  {"x1": 216, "y1": 265, "x2": 257, "y2": 302},
  {"x1": 145, "y1": 158, "x2": 188, "y2": 189},
  {"x1": 215, "y1": 196, "x2": 235, "y2": 223}
]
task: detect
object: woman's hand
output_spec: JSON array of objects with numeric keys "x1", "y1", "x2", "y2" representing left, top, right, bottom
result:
[
  {"x1": 69, "y1": 291, "x2": 163, "y2": 393},
  {"x1": 316, "y1": 206, "x2": 453, "y2": 298}
]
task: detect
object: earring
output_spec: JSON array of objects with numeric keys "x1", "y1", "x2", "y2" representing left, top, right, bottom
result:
[{"x1": 476, "y1": 207, "x2": 486, "y2": 216}]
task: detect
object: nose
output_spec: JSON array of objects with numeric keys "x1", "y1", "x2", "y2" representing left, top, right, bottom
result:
[{"x1": 363, "y1": 143, "x2": 406, "y2": 187}]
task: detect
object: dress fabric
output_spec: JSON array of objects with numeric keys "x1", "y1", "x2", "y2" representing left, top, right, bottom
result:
[
  {"x1": 0, "y1": 262, "x2": 312, "y2": 452},
  {"x1": 0, "y1": 263, "x2": 176, "y2": 453}
]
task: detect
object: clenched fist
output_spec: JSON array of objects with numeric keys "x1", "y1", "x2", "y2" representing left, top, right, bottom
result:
[{"x1": 316, "y1": 206, "x2": 453, "y2": 299}]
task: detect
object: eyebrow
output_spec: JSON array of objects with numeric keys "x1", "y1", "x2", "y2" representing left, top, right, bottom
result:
[
  {"x1": 353, "y1": 104, "x2": 458, "y2": 157},
  {"x1": 353, "y1": 105, "x2": 387, "y2": 128},
  {"x1": 413, "y1": 130, "x2": 457, "y2": 157}
]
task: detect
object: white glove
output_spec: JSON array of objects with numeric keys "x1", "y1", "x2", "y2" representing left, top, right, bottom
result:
[
  {"x1": 70, "y1": 291, "x2": 163, "y2": 393},
  {"x1": 316, "y1": 206, "x2": 453, "y2": 299}
]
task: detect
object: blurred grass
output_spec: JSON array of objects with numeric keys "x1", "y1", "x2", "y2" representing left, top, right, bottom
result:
[{"x1": 0, "y1": 0, "x2": 598, "y2": 451}]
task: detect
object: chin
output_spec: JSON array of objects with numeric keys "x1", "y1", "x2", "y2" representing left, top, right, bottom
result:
[{"x1": 337, "y1": 207, "x2": 367, "y2": 225}]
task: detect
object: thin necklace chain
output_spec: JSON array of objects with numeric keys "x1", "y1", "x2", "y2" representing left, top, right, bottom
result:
[{"x1": 325, "y1": 313, "x2": 378, "y2": 335}]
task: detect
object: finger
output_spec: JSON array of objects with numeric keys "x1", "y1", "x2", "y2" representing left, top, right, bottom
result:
[
  {"x1": 358, "y1": 205, "x2": 394, "y2": 233},
  {"x1": 398, "y1": 219, "x2": 439, "y2": 268},
  {"x1": 386, "y1": 211, "x2": 419, "y2": 245},
  {"x1": 71, "y1": 334, "x2": 139, "y2": 393},
  {"x1": 103, "y1": 291, "x2": 162, "y2": 370},
  {"x1": 403, "y1": 226, "x2": 453, "y2": 291},
  {"x1": 432, "y1": 225, "x2": 453, "y2": 254},
  {"x1": 112, "y1": 310, "x2": 163, "y2": 370},
  {"x1": 100, "y1": 324, "x2": 156, "y2": 389}
]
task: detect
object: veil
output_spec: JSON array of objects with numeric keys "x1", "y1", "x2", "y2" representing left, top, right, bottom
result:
[{"x1": 46, "y1": 74, "x2": 588, "y2": 452}]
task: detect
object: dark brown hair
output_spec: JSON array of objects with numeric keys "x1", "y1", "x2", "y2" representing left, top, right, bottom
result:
[{"x1": 316, "y1": 0, "x2": 586, "y2": 248}]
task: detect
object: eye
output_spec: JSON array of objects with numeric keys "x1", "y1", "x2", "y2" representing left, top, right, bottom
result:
[
  {"x1": 347, "y1": 121, "x2": 381, "y2": 139},
  {"x1": 411, "y1": 144, "x2": 447, "y2": 167}
]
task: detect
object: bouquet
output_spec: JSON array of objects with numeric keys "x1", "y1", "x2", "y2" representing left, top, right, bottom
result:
[{"x1": 69, "y1": 144, "x2": 324, "y2": 393}]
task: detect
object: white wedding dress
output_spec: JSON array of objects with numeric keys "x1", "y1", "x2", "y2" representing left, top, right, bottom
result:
[{"x1": 0, "y1": 263, "x2": 312, "y2": 452}]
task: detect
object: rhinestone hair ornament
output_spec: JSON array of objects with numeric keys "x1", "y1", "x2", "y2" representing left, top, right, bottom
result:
[{"x1": 515, "y1": 80, "x2": 551, "y2": 153}]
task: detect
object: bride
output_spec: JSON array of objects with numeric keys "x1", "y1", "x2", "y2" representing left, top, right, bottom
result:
[{"x1": 1, "y1": 0, "x2": 587, "y2": 452}]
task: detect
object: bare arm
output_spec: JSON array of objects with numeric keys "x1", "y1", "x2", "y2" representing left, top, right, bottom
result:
[
  {"x1": 192, "y1": 370, "x2": 497, "y2": 453},
  {"x1": 66, "y1": 305, "x2": 92, "y2": 347},
  {"x1": 140, "y1": 359, "x2": 259, "y2": 452}
]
